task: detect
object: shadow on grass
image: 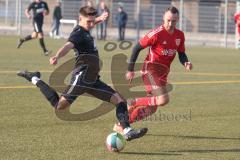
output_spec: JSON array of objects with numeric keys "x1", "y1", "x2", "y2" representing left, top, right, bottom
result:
[
  {"x1": 146, "y1": 134, "x2": 240, "y2": 140},
  {"x1": 120, "y1": 149, "x2": 240, "y2": 156},
  {"x1": 120, "y1": 148, "x2": 240, "y2": 156},
  {"x1": 166, "y1": 148, "x2": 240, "y2": 153},
  {"x1": 122, "y1": 134, "x2": 240, "y2": 155},
  {"x1": 120, "y1": 152, "x2": 182, "y2": 156}
]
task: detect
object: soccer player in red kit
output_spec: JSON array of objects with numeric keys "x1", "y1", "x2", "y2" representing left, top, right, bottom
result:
[
  {"x1": 234, "y1": 12, "x2": 240, "y2": 48},
  {"x1": 113, "y1": 6, "x2": 193, "y2": 133}
]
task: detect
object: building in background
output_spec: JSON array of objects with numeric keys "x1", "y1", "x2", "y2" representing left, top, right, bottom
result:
[{"x1": 0, "y1": 0, "x2": 238, "y2": 47}]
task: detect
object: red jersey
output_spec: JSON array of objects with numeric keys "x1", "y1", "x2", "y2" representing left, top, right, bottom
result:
[
  {"x1": 139, "y1": 25, "x2": 185, "y2": 68},
  {"x1": 234, "y1": 12, "x2": 240, "y2": 24},
  {"x1": 234, "y1": 12, "x2": 240, "y2": 33}
]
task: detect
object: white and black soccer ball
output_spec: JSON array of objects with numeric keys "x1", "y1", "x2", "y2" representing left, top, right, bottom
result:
[{"x1": 106, "y1": 132, "x2": 126, "y2": 152}]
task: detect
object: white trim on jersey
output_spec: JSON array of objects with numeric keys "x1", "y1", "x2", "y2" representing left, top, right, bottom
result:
[
  {"x1": 147, "y1": 25, "x2": 163, "y2": 38},
  {"x1": 149, "y1": 47, "x2": 154, "y2": 62}
]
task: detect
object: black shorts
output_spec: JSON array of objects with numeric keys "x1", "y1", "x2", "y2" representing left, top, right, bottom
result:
[
  {"x1": 61, "y1": 70, "x2": 116, "y2": 104},
  {"x1": 33, "y1": 19, "x2": 43, "y2": 33}
]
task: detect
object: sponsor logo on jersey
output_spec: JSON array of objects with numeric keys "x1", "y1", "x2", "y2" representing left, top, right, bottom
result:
[
  {"x1": 162, "y1": 49, "x2": 177, "y2": 56},
  {"x1": 36, "y1": 8, "x2": 44, "y2": 13}
]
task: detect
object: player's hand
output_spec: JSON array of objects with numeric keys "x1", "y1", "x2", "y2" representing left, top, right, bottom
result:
[
  {"x1": 43, "y1": 10, "x2": 48, "y2": 16},
  {"x1": 184, "y1": 62, "x2": 193, "y2": 70},
  {"x1": 125, "y1": 71, "x2": 135, "y2": 84},
  {"x1": 27, "y1": 15, "x2": 32, "y2": 20},
  {"x1": 100, "y1": 11, "x2": 109, "y2": 21},
  {"x1": 50, "y1": 56, "x2": 58, "y2": 65}
]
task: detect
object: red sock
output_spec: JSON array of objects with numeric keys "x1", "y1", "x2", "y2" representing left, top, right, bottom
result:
[
  {"x1": 129, "y1": 105, "x2": 157, "y2": 123},
  {"x1": 133, "y1": 96, "x2": 158, "y2": 107}
]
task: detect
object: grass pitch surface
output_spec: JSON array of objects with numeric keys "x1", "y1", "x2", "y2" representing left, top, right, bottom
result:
[{"x1": 0, "y1": 36, "x2": 239, "y2": 160}]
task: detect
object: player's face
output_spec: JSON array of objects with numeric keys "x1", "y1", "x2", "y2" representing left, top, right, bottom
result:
[
  {"x1": 163, "y1": 11, "x2": 179, "y2": 33},
  {"x1": 80, "y1": 15, "x2": 95, "y2": 31}
]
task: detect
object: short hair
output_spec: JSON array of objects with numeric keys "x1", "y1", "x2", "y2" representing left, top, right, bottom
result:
[
  {"x1": 79, "y1": 6, "x2": 97, "y2": 17},
  {"x1": 165, "y1": 6, "x2": 179, "y2": 15}
]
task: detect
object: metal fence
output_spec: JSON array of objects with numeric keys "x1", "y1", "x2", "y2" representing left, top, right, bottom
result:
[{"x1": 0, "y1": 0, "x2": 238, "y2": 48}]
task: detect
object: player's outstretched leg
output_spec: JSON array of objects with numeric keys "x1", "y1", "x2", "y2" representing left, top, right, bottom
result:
[
  {"x1": 126, "y1": 93, "x2": 169, "y2": 123},
  {"x1": 17, "y1": 39, "x2": 24, "y2": 49},
  {"x1": 128, "y1": 105, "x2": 158, "y2": 123},
  {"x1": 17, "y1": 35, "x2": 32, "y2": 49},
  {"x1": 120, "y1": 123, "x2": 148, "y2": 141},
  {"x1": 17, "y1": 70, "x2": 59, "y2": 107},
  {"x1": 113, "y1": 122, "x2": 148, "y2": 141},
  {"x1": 124, "y1": 127, "x2": 148, "y2": 141},
  {"x1": 17, "y1": 70, "x2": 41, "y2": 81},
  {"x1": 114, "y1": 101, "x2": 148, "y2": 141}
]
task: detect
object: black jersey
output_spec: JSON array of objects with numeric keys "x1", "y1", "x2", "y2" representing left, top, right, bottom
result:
[
  {"x1": 68, "y1": 25, "x2": 99, "y2": 70},
  {"x1": 27, "y1": 1, "x2": 49, "y2": 21},
  {"x1": 68, "y1": 25, "x2": 100, "y2": 81}
]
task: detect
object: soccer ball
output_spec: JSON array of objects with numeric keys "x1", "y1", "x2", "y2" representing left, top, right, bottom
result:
[{"x1": 106, "y1": 132, "x2": 126, "y2": 152}]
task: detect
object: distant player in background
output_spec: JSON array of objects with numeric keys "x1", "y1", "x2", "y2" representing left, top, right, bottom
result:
[
  {"x1": 234, "y1": 12, "x2": 240, "y2": 49},
  {"x1": 116, "y1": 6, "x2": 128, "y2": 41},
  {"x1": 49, "y1": 1, "x2": 62, "y2": 39},
  {"x1": 97, "y1": 1, "x2": 110, "y2": 40},
  {"x1": 17, "y1": 0, "x2": 50, "y2": 55},
  {"x1": 17, "y1": 6, "x2": 147, "y2": 141},
  {"x1": 114, "y1": 6, "x2": 193, "y2": 132}
]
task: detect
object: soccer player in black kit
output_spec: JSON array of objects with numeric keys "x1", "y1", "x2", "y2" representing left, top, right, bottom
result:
[
  {"x1": 17, "y1": 0, "x2": 50, "y2": 55},
  {"x1": 17, "y1": 6, "x2": 148, "y2": 141}
]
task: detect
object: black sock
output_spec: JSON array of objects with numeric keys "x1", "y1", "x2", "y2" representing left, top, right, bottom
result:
[
  {"x1": 39, "y1": 38, "x2": 47, "y2": 52},
  {"x1": 36, "y1": 80, "x2": 59, "y2": 108},
  {"x1": 23, "y1": 35, "x2": 32, "y2": 42},
  {"x1": 116, "y1": 102, "x2": 130, "y2": 129}
]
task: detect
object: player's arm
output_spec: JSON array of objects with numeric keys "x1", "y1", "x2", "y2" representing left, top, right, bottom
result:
[
  {"x1": 95, "y1": 11, "x2": 109, "y2": 25},
  {"x1": 178, "y1": 52, "x2": 193, "y2": 70},
  {"x1": 25, "y1": 4, "x2": 33, "y2": 19},
  {"x1": 50, "y1": 42, "x2": 74, "y2": 65},
  {"x1": 126, "y1": 42, "x2": 144, "y2": 82},
  {"x1": 43, "y1": 2, "x2": 50, "y2": 16},
  {"x1": 177, "y1": 32, "x2": 192, "y2": 70},
  {"x1": 128, "y1": 42, "x2": 144, "y2": 71}
]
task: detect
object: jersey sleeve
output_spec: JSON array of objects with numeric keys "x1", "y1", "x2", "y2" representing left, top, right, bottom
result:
[
  {"x1": 67, "y1": 32, "x2": 83, "y2": 48},
  {"x1": 27, "y1": 2, "x2": 34, "y2": 12},
  {"x1": 177, "y1": 32, "x2": 185, "y2": 53},
  {"x1": 44, "y1": 2, "x2": 49, "y2": 12},
  {"x1": 139, "y1": 29, "x2": 157, "y2": 48},
  {"x1": 234, "y1": 14, "x2": 238, "y2": 23},
  {"x1": 235, "y1": 13, "x2": 240, "y2": 24}
]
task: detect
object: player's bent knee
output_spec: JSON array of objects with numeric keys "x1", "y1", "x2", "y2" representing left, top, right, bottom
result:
[
  {"x1": 156, "y1": 95, "x2": 169, "y2": 106},
  {"x1": 31, "y1": 32, "x2": 37, "y2": 38},
  {"x1": 56, "y1": 97, "x2": 71, "y2": 110},
  {"x1": 110, "y1": 93, "x2": 126, "y2": 105},
  {"x1": 38, "y1": 33, "x2": 44, "y2": 38}
]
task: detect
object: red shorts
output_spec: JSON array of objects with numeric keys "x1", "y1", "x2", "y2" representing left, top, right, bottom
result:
[{"x1": 141, "y1": 62, "x2": 169, "y2": 94}]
